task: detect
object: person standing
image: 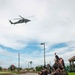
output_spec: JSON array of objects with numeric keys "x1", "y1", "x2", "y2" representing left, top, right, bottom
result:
[
  {"x1": 47, "y1": 64, "x2": 52, "y2": 74},
  {"x1": 54, "y1": 53, "x2": 60, "y2": 62}
]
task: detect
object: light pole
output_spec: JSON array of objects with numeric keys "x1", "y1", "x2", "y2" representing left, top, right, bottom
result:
[
  {"x1": 18, "y1": 53, "x2": 20, "y2": 72},
  {"x1": 28, "y1": 62, "x2": 29, "y2": 68},
  {"x1": 41, "y1": 43, "x2": 46, "y2": 66}
]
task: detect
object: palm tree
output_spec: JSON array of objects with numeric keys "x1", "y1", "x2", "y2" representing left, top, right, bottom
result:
[{"x1": 29, "y1": 61, "x2": 33, "y2": 68}]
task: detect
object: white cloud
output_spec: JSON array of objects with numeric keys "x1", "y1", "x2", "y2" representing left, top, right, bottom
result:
[{"x1": 0, "y1": 0, "x2": 75, "y2": 68}]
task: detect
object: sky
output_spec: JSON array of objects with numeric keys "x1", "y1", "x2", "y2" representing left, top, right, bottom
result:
[{"x1": 0, "y1": 0, "x2": 75, "y2": 68}]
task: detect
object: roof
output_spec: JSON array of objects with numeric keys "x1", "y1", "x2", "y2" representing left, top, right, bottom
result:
[{"x1": 68, "y1": 56, "x2": 75, "y2": 62}]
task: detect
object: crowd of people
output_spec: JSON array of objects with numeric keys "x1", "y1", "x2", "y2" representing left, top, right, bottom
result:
[{"x1": 38, "y1": 53, "x2": 68, "y2": 75}]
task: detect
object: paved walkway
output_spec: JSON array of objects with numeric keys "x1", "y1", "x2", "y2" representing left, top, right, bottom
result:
[{"x1": 14, "y1": 73, "x2": 38, "y2": 75}]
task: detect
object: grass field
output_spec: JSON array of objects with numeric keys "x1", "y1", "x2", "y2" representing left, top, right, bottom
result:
[
  {"x1": 68, "y1": 72, "x2": 75, "y2": 75},
  {"x1": 0, "y1": 71, "x2": 15, "y2": 75},
  {"x1": 0, "y1": 71, "x2": 75, "y2": 75}
]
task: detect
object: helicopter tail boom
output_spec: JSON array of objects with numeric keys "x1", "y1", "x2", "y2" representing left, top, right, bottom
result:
[{"x1": 9, "y1": 20, "x2": 13, "y2": 24}]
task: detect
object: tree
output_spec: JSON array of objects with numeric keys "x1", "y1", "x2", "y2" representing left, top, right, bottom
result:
[
  {"x1": 8, "y1": 64, "x2": 16, "y2": 71},
  {"x1": 36, "y1": 65, "x2": 43, "y2": 71},
  {"x1": 65, "y1": 65, "x2": 70, "y2": 72},
  {"x1": 0, "y1": 66, "x2": 2, "y2": 70}
]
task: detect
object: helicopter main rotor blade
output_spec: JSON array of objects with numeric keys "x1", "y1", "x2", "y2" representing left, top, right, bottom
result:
[
  {"x1": 19, "y1": 15, "x2": 34, "y2": 19},
  {"x1": 27, "y1": 16, "x2": 34, "y2": 18},
  {"x1": 19, "y1": 15, "x2": 24, "y2": 19},
  {"x1": 13, "y1": 18, "x2": 21, "y2": 20}
]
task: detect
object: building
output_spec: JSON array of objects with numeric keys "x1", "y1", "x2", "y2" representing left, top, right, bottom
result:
[{"x1": 68, "y1": 56, "x2": 75, "y2": 71}]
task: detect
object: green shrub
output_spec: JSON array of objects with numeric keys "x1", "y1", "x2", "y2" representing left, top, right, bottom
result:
[{"x1": 36, "y1": 65, "x2": 43, "y2": 71}]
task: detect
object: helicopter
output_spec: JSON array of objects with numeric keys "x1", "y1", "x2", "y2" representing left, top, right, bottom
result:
[{"x1": 9, "y1": 15, "x2": 31, "y2": 25}]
